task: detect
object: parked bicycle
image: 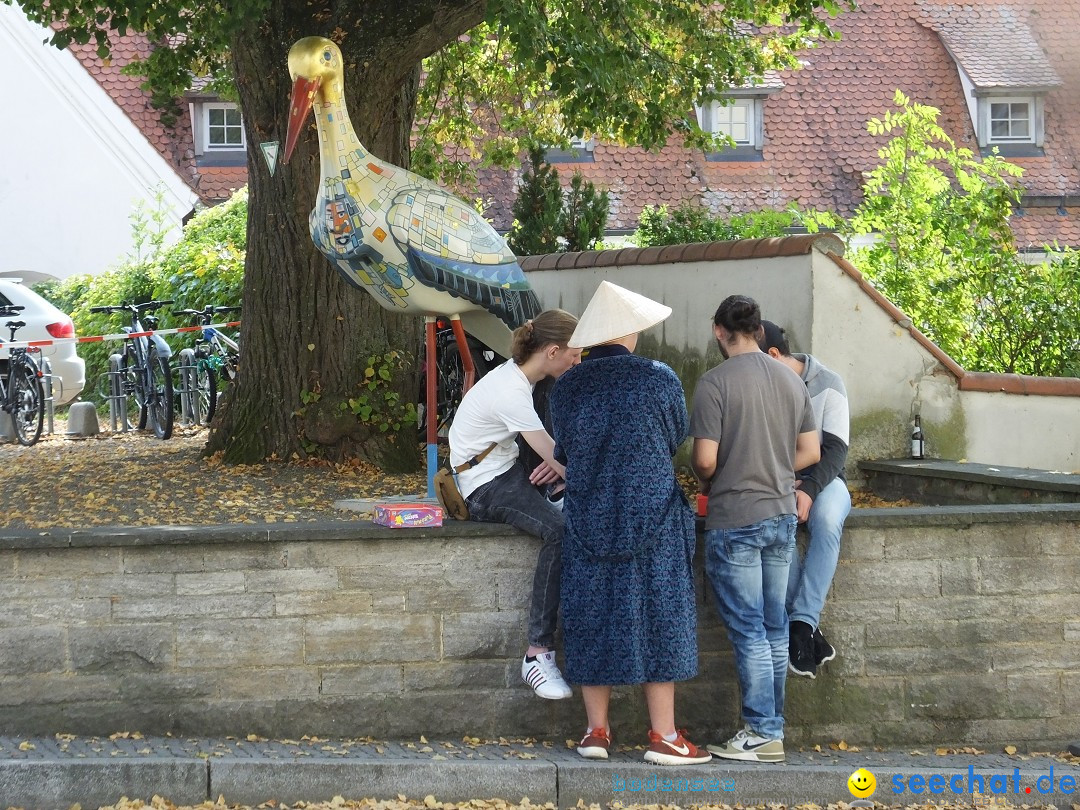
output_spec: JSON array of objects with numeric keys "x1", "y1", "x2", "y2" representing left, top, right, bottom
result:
[
  {"x1": 90, "y1": 301, "x2": 175, "y2": 439},
  {"x1": 0, "y1": 305, "x2": 45, "y2": 445},
  {"x1": 175, "y1": 305, "x2": 241, "y2": 424}
]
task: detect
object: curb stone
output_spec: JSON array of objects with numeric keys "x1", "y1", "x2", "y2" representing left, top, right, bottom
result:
[{"x1": 0, "y1": 737, "x2": 1076, "y2": 809}]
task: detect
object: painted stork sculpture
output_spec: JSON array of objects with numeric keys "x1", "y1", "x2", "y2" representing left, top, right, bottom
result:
[{"x1": 282, "y1": 36, "x2": 542, "y2": 495}]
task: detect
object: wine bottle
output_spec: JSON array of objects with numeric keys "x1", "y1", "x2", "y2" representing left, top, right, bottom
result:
[{"x1": 911, "y1": 415, "x2": 926, "y2": 459}]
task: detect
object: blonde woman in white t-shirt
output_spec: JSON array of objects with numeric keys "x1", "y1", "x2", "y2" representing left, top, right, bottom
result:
[{"x1": 448, "y1": 309, "x2": 581, "y2": 700}]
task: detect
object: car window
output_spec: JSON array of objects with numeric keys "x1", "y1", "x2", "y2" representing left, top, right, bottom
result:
[{"x1": 0, "y1": 292, "x2": 11, "y2": 307}]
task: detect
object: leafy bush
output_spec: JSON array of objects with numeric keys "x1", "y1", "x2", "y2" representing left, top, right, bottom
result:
[
  {"x1": 850, "y1": 91, "x2": 1080, "y2": 376},
  {"x1": 634, "y1": 202, "x2": 796, "y2": 246},
  {"x1": 33, "y1": 188, "x2": 248, "y2": 403}
]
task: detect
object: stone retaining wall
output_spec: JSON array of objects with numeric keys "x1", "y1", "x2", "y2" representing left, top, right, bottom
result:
[{"x1": 1, "y1": 506, "x2": 1077, "y2": 747}]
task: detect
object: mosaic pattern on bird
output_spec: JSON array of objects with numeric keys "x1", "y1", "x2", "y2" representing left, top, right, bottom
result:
[{"x1": 285, "y1": 35, "x2": 542, "y2": 346}]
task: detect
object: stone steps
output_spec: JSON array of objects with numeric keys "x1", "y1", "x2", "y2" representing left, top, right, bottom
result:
[{"x1": 859, "y1": 458, "x2": 1080, "y2": 506}]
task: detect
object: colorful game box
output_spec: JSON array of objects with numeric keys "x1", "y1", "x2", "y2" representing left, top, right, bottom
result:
[{"x1": 372, "y1": 502, "x2": 444, "y2": 528}]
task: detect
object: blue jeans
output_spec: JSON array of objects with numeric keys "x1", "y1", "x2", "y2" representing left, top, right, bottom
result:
[
  {"x1": 705, "y1": 514, "x2": 797, "y2": 740},
  {"x1": 466, "y1": 462, "x2": 563, "y2": 649},
  {"x1": 787, "y1": 478, "x2": 851, "y2": 628}
]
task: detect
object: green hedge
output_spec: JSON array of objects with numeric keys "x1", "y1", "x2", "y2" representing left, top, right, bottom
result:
[{"x1": 34, "y1": 189, "x2": 247, "y2": 404}]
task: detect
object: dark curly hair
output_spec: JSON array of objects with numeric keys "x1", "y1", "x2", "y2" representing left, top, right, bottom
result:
[{"x1": 713, "y1": 294, "x2": 762, "y2": 337}]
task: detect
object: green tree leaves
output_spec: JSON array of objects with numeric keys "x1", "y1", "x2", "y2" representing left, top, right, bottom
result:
[{"x1": 850, "y1": 91, "x2": 1080, "y2": 377}]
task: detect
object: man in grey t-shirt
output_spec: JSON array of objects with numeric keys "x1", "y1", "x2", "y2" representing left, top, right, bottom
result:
[{"x1": 690, "y1": 295, "x2": 819, "y2": 764}]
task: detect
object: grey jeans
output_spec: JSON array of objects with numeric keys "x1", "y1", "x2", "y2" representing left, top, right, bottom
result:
[{"x1": 466, "y1": 462, "x2": 563, "y2": 649}]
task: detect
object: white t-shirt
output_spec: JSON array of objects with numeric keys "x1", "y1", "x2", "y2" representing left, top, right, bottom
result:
[{"x1": 448, "y1": 360, "x2": 545, "y2": 498}]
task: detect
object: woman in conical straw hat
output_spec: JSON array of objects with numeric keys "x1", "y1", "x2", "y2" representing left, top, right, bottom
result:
[{"x1": 548, "y1": 281, "x2": 710, "y2": 767}]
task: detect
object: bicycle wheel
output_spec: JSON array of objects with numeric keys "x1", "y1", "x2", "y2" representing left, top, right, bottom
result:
[
  {"x1": 146, "y1": 346, "x2": 174, "y2": 440},
  {"x1": 198, "y1": 362, "x2": 218, "y2": 423},
  {"x1": 10, "y1": 359, "x2": 44, "y2": 446},
  {"x1": 122, "y1": 347, "x2": 150, "y2": 430}
]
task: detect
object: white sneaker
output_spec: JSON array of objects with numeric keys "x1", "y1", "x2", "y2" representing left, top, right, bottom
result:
[
  {"x1": 521, "y1": 651, "x2": 572, "y2": 699},
  {"x1": 707, "y1": 726, "x2": 785, "y2": 763}
]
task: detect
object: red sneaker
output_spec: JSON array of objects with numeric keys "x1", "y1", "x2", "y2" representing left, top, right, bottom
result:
[
  {"x1": 644, "y1": 729, "x2": 712, "y2": 765},
  {"x1": 576, "y1": 727, "x2": 611, "y2": 760}
]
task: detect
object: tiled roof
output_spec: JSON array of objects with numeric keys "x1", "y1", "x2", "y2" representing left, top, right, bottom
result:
[
  {"x1": 64, "y1": 32, "x2": 199, "y2": 192},
  {"x1": 1012, "y1": 206, "x2": 1080, "y2": 248},
  {"x1": 917, "y1": 3, "x2": 1062, "y2": 89},
  {"x1": 73, "y1": 0, "x2": 1079, "y2": 246},
  {"x1": 477, "y1": 0, "x2": 983, "y2": 229},
  {"x1": 197, "y1": 166, "x2": 249, "y2": 203},
  {"x1": 478, "y1": 0, "x2": 1080, "y2": 247}
]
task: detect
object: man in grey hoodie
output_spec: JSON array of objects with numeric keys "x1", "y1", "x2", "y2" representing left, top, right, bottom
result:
[{"x1": 759, "y1": 321, "x2": 851, "y2": 679}]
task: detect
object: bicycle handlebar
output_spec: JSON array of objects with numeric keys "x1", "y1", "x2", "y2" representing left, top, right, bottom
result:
[
  {"x1": 89, "y1": 300, "x2": 174, "y2": 315},
  {"x1": 176, "y1": 305, "x2": 242, "y2": 316}
]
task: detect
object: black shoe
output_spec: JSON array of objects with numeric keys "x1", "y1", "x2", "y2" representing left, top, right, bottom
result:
[
  {"x1": 812, "y1": 627, "x2": 836, "y2": 667},
  {"x1": 789, "y1": 620, "x2": 817, "y2": 679}
]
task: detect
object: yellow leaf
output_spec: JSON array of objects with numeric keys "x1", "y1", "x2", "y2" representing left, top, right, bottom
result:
[
  {"x1": 18, "y1": 741, "x2": 35, "y2": 750},
  {"x1": 307, "y1": 343, "x2": 315, "y2": 351},
  {"x1": 1005, "y1": 745, "x2": 1018, "y2": 754},
  {"x1": 936, "y1": 747, "x2": 951, "y2": 755},
  {"x1": 838, "y1": 740, "x2": 849, "y2": 750},
  {"x1": 420, "y1": 734, "x2": 428, "y2": 743},
  {"x1": 424, "y1": 795, "x2": 439, "y2": 808}
]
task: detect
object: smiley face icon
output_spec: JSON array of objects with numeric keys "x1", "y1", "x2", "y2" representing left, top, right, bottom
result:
[{"x1": 848, "y1": 768, "x2": 877, "y2": 798}]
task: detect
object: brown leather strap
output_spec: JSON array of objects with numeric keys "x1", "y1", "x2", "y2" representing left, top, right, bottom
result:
[{"x1": 453, "y1": 442, "x2": 498, "y2": 474}]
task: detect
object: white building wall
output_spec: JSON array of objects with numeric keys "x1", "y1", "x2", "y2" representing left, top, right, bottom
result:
[
  {"x1": 525, "y1": 255, "x2": 814, "y2": 356},
  {"x1": 960, "y1": 391, "x2": 1080, "y2": 471},
  {"x1": 0, "y1": 4, "x2": 198, "y2": 282}
]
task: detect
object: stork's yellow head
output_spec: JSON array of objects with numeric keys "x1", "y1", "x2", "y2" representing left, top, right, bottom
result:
[{"x1": 284, "y1": 37, "x2": 345, "y2": 164}]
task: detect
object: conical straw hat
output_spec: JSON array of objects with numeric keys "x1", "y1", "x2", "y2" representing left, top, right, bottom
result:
[{"x1": 568, "y1": 281, "x2": 672, "y2": 349}]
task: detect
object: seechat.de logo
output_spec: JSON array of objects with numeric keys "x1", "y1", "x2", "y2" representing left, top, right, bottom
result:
[{"x1": 848, "y1": 768, "x2": 878, "y2": 806}]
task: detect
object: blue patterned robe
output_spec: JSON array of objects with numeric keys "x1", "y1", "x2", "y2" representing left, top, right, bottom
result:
[{"x1": 549, "y1": 347, "x2": 698, "y2": 685}]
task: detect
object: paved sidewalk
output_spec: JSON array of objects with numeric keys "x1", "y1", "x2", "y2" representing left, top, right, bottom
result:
[{"x1": 0, "y1": 735, "x2": 1077, "y2": 809}]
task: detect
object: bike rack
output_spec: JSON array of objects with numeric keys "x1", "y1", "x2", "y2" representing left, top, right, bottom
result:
[
  {"x1": 104, "y1": 353, "x2": 131, "y2": 433},
  {"x1": 39, "y1": 356, "x2": 55, "y2": 436},
  {"x1": 176, "y1": 348, "x2": 197, "y2": 426}
]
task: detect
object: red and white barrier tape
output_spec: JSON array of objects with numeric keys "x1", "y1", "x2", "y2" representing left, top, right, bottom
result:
[{"x1": 0, "y1": 321, "x2": 241, "y2": 350}]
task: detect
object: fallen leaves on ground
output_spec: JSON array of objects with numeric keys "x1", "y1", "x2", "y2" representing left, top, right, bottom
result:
[
  {"x1": 850, "y1": 489, "x2": 916, "y2": 508},
  {"x1": 0, "y1": 424, "x2": 426, "y2": 529},
  {"x1": 676, "y1": 472, "x2": 913, "y2": 510}
]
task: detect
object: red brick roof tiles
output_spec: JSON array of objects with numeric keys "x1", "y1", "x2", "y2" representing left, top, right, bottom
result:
[
  {"x1": 74, "y1": 0, "x2": 1079, "y2": 246},
  {"x1": 1012, "y1": 207, "x2": 1080, "y2": 247},
  {"x1": 65, "y1": 33, "x2": 199, "y2": 192},
  {"x1": 197, "y1": 167, "x2": 249, "y2": 203}
]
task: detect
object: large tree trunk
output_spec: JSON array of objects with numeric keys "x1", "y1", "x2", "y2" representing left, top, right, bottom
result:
[{"x1": 206, "y1": 0, "x2": 485, "y2": 469}]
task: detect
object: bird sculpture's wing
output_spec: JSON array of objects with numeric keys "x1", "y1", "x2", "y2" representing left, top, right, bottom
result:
[{"x1": 388, "y1": 188, "x2": 542, "y2": 329}]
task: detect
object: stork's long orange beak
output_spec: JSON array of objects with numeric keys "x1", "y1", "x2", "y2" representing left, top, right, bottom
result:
[{"x1": 283, "y1": 76, "x2": 321, "y2": 164}]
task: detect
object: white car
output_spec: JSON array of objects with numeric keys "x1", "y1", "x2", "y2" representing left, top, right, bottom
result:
[{"x1": 0, "y1": 279, "x2": 85, "y2": 407}]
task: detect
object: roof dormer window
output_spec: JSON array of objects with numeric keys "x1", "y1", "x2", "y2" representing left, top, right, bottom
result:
[
  {"x1": 973, "y1": 93, "x2": 1046, "y2": 156},
  {"x1": 693, "y1": 78, "x2": 783, "y2": 162},
  {"x1": 986, "y1": 97, "x2": 1033, "y2": 144},
  {"x1": 206, "y1": 103, "x2": 245, "y2": 149},
  {"x1": 698, "y1": 98, "x2": 756, "y2": 146},
  {"x1": 546, "y1": 136, "x2": 596, "y2": 164}
]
